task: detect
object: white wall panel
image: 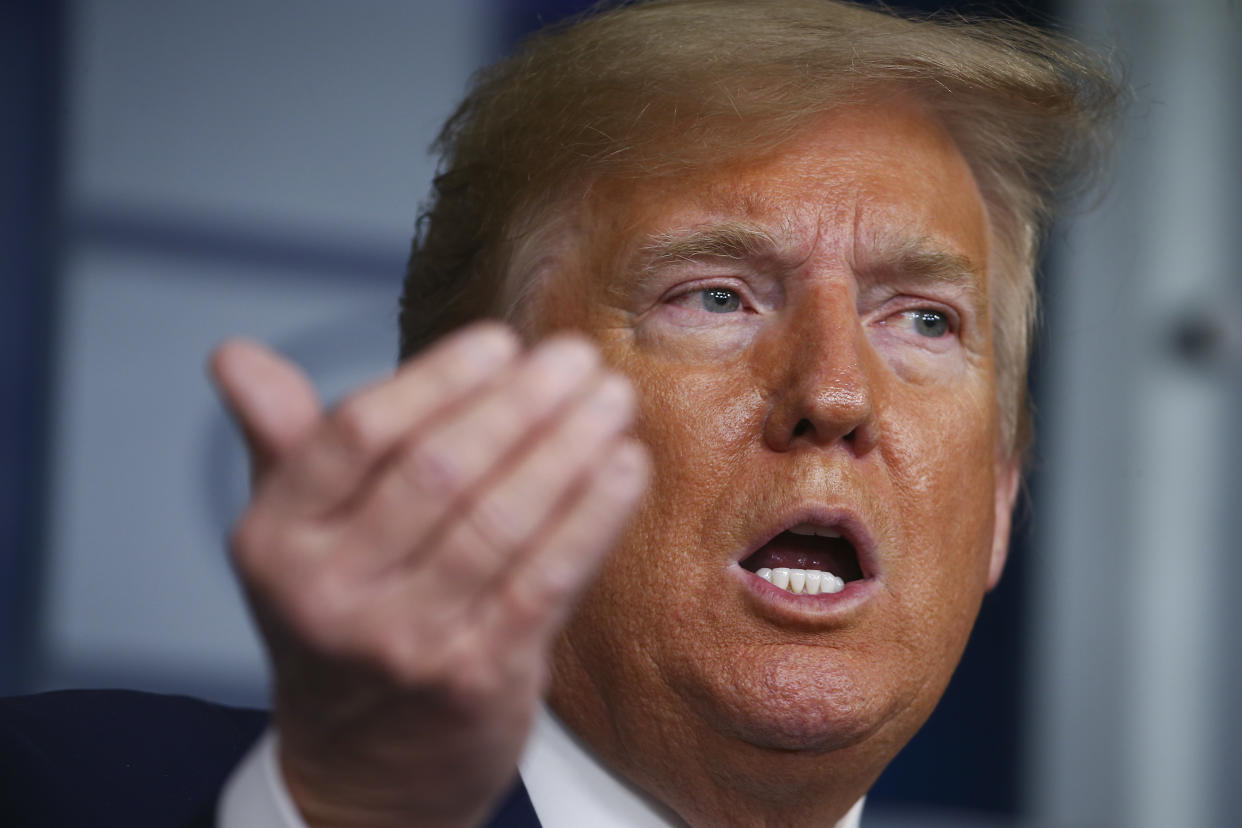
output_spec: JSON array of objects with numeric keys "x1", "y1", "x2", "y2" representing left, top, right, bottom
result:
[
  {"x1": 40, "y1": 1, "x2": 495, "y2": 704},
  {"x1": 1032, "y1": 2, "x2": 1241, "y2": 826},
  {"x1": 68, "y1": 0, "x2": 489, "y2": 243},
  {"x1": 40, "y1": 248, "x2": 400, "y2": 702}
]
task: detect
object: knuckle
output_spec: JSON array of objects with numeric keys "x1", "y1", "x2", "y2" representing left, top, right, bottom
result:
[
  {"x1": 465, "y1": 496, "x2": 524, "y2": 556},
  {"x1": 229, "y1": 512, "x2": 281, "y2": 578},
  {"x1": 436, "y1": 542, "x2": 494, "y2": 586},
  {"x1": 514, "y1": 567, "x2": 579, "y2": 618},
  {"x1": 501, "y1": 588, "x2": 547, "y2": 632},
  {"x1": 402, "y1": 436, "x2": 466, "y2": 496},
  {"x1": 290, "y1": 569, "x2": 358, "y2": 646}
]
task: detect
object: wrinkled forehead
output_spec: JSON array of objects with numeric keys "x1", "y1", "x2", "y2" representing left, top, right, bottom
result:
[{"x1": 566, "y1": 100, "x2": 990, "y2": 290}]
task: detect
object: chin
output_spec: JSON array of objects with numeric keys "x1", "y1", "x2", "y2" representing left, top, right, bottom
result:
[
  {"x1": 726, "y1": 707, "x2": 882, "y2": 754},
  {"x1": 691, "y1": 644, "x2": 926, "y2": 756}
]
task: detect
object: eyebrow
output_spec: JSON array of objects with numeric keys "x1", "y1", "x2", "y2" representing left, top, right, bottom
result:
[
  {"x1": 629, "y1": 222, "x2": 986, "y2": 308},
  {"x1": 863, "y1": 236, "x2": 986, "y2": 305},
  {"x1": 639, "y1": 221, "x2": 782, "y2": 269}
]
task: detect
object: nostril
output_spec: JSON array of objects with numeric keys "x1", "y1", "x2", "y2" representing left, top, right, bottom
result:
[
  {"x1": 843, "y1": 428, "x2": 856, "y2": 443},
  {"x1": 792, "y1": 419, "x2": 813, "y2": 438}
]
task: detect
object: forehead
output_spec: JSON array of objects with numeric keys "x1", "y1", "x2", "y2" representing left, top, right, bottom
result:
[{"x1": 578, "y1": 99, "x2": 990, "y2": 281}]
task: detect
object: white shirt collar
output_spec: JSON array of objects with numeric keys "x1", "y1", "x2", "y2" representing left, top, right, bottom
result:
[{"x1": 518, "y1": 706, "x2": 865, "y2": 828}]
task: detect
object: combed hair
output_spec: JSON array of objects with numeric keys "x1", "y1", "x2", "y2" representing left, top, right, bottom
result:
[{"x1": 399, "y1": 0, "x2": 1122, "y2": 454}]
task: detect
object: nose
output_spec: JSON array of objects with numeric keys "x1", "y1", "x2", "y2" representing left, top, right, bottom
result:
[{"x1": 760, "y1": 288, "x2": 879, "y2": 455}]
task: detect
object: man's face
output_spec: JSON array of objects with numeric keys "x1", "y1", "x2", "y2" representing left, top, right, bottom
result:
[{"x1": 533, "y1": 100, "x2": 1019, "y2": 800}]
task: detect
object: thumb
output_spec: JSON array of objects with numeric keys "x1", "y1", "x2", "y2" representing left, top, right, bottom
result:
[{"x1": 208, "y1": 338, "x2": 321, "y2": 481}]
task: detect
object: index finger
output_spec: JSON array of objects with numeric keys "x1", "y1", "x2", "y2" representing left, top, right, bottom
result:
[{"x1": 260, "y1": 322, "x2": 521, "y2": 518}]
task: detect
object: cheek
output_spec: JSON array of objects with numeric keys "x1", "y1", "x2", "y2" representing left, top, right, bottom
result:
[
  {"x1": 593, "y1": 343, "x2": 763, "y2": 594},
  {"x1": 605, "y1": 329, "x2": 759, "y2": 469},
  {"x1": 628, "y1": 361, "x2": 759, "y2": 529},
  {"x1": 881, "y1": 383, "x2": 1000, "y2": 604},
  {"x1": 638, "y1": 374, "x2": 756, "y2": 463}
]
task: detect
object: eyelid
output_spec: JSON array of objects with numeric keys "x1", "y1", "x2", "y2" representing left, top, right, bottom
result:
[
  {"x1": 661, "y1": 277, "x2": 758, "y2": 310},
  {"x1": 877, "y1": 296, "x2": 962, "y2": 331}
]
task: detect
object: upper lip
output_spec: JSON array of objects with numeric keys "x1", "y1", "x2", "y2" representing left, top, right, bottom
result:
[{"x1": 733, "y1": 505, "x2": 879, "y2": 580}]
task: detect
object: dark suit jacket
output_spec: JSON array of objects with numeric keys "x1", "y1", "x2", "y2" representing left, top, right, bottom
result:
[{"x1": 0, "y1": 690, "x2": 540, "y2": 828}]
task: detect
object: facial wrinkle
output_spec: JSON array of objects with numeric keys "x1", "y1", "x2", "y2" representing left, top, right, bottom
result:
[
  {"x1": 545, "y1": 100, "x2": 1007, "y2": 827},
  {"x1": 849, "y1": 183, "x2": 865, "y2": 282}
]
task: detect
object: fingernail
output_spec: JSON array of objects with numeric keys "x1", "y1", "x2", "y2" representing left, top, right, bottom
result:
[
  {"x1": 463, "y1": 326, "x2": 518, "y2": 367},
  {"x1": 533, "y1": 338, "x2": 598, "y2": 378},
  {"x1": 607, "y1": 440, "x2": 648, "y2": 484},
  {"x1": 589, "y1": 376, "x2": 634, "y2": 418}
]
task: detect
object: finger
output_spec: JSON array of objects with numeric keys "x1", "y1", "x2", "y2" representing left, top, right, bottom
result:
[
  {"x1": 331, "y1": 437, "x2": 646, "y2": 691},
  {"x1": 486, "y1": 437, "x2": 649, "y2": 643},
  {"x1": 263, "y1": 323, "x2": 520, "y2": 518},
  {"x1": 339, "y1": 335, "x2": 603, "y2": 569},
  {"x1": 209, "y1": 339, "x2": 322, "y2": 481},
  {"x1": 413, "y1": 373, "x2": 636, "y2": 591}
]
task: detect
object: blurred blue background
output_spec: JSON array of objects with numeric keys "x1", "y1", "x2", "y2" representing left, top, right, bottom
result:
[{"x1": 2, "y1": 1, "x2": 1238, "y2": 826}]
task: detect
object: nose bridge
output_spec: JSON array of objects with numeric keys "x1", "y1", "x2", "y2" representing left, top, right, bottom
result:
[
  {"x1": 791, "y1": 283, "x2": 866, "y2": 396},
  {"x1": 761, "y1": 279, "x2": 878, "y2": 453}
]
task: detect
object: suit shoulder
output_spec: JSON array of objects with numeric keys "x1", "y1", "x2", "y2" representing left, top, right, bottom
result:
[{"x1": 0, "y1": 689, "x2": 268, "y2": 827}]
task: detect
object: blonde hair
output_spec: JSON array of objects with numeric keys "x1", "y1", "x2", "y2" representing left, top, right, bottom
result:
[{"x1": 398, "y1": 0, "x2": 1121, "y2": 454}]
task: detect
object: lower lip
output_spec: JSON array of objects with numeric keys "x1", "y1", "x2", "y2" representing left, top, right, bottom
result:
[{"x1": 731, "y1": 564, "x2": 879, "y2": 620}]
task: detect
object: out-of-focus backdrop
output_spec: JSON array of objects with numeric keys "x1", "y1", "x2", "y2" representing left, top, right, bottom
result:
[{"x1": 2, "y1": 1, "x2": 1238, "y2": 826}]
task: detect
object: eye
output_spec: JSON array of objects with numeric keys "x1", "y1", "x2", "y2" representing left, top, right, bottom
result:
[
  {"x1": 700, "y1": 288, "x2": 742, "y2": 313},
  {"x1": 907, "y1": 309, "x2": 950, "y2": 337}
]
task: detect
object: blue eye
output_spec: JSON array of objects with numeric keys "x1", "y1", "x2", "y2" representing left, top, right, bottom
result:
[
  {"x1": 701, "y1": 288, "x2": 741, "y2": 313},
  {"x1": 910, "y1": 310, "x2": 949, "y2": 337}
]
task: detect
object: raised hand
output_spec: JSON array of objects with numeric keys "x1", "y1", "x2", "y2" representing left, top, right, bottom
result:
[{"x1": 209, "y1": 323, "x2": 648, "y2": 827}]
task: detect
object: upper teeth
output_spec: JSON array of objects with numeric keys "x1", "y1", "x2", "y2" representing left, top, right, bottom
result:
[
  {"x1": 787, "y1": 524, "x2": 842, "y2": 539},
  {"x1": 755, "y1": 567, "x2": 845, "y2": 595}
]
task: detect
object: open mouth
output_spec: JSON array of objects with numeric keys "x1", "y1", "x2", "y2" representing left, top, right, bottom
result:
[{"x1": 739, "y1": 524, "x2": 866, "y2": 596}]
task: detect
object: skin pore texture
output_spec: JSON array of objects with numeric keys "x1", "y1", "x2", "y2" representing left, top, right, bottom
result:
[{"x1": 529, "y1": 100, "x2": 1021, "y2": 826}]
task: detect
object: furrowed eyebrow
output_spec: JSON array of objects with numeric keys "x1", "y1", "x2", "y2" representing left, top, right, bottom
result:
[
  {"x1": 639, "y1": 222, "x2": 781, "y2": 269},
  {"x1": 865, "y1": 236, "x2": 985, "y2": 304},
  {"x1": 603, "y1": 221, "x2": 783, "y2": 305}
]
